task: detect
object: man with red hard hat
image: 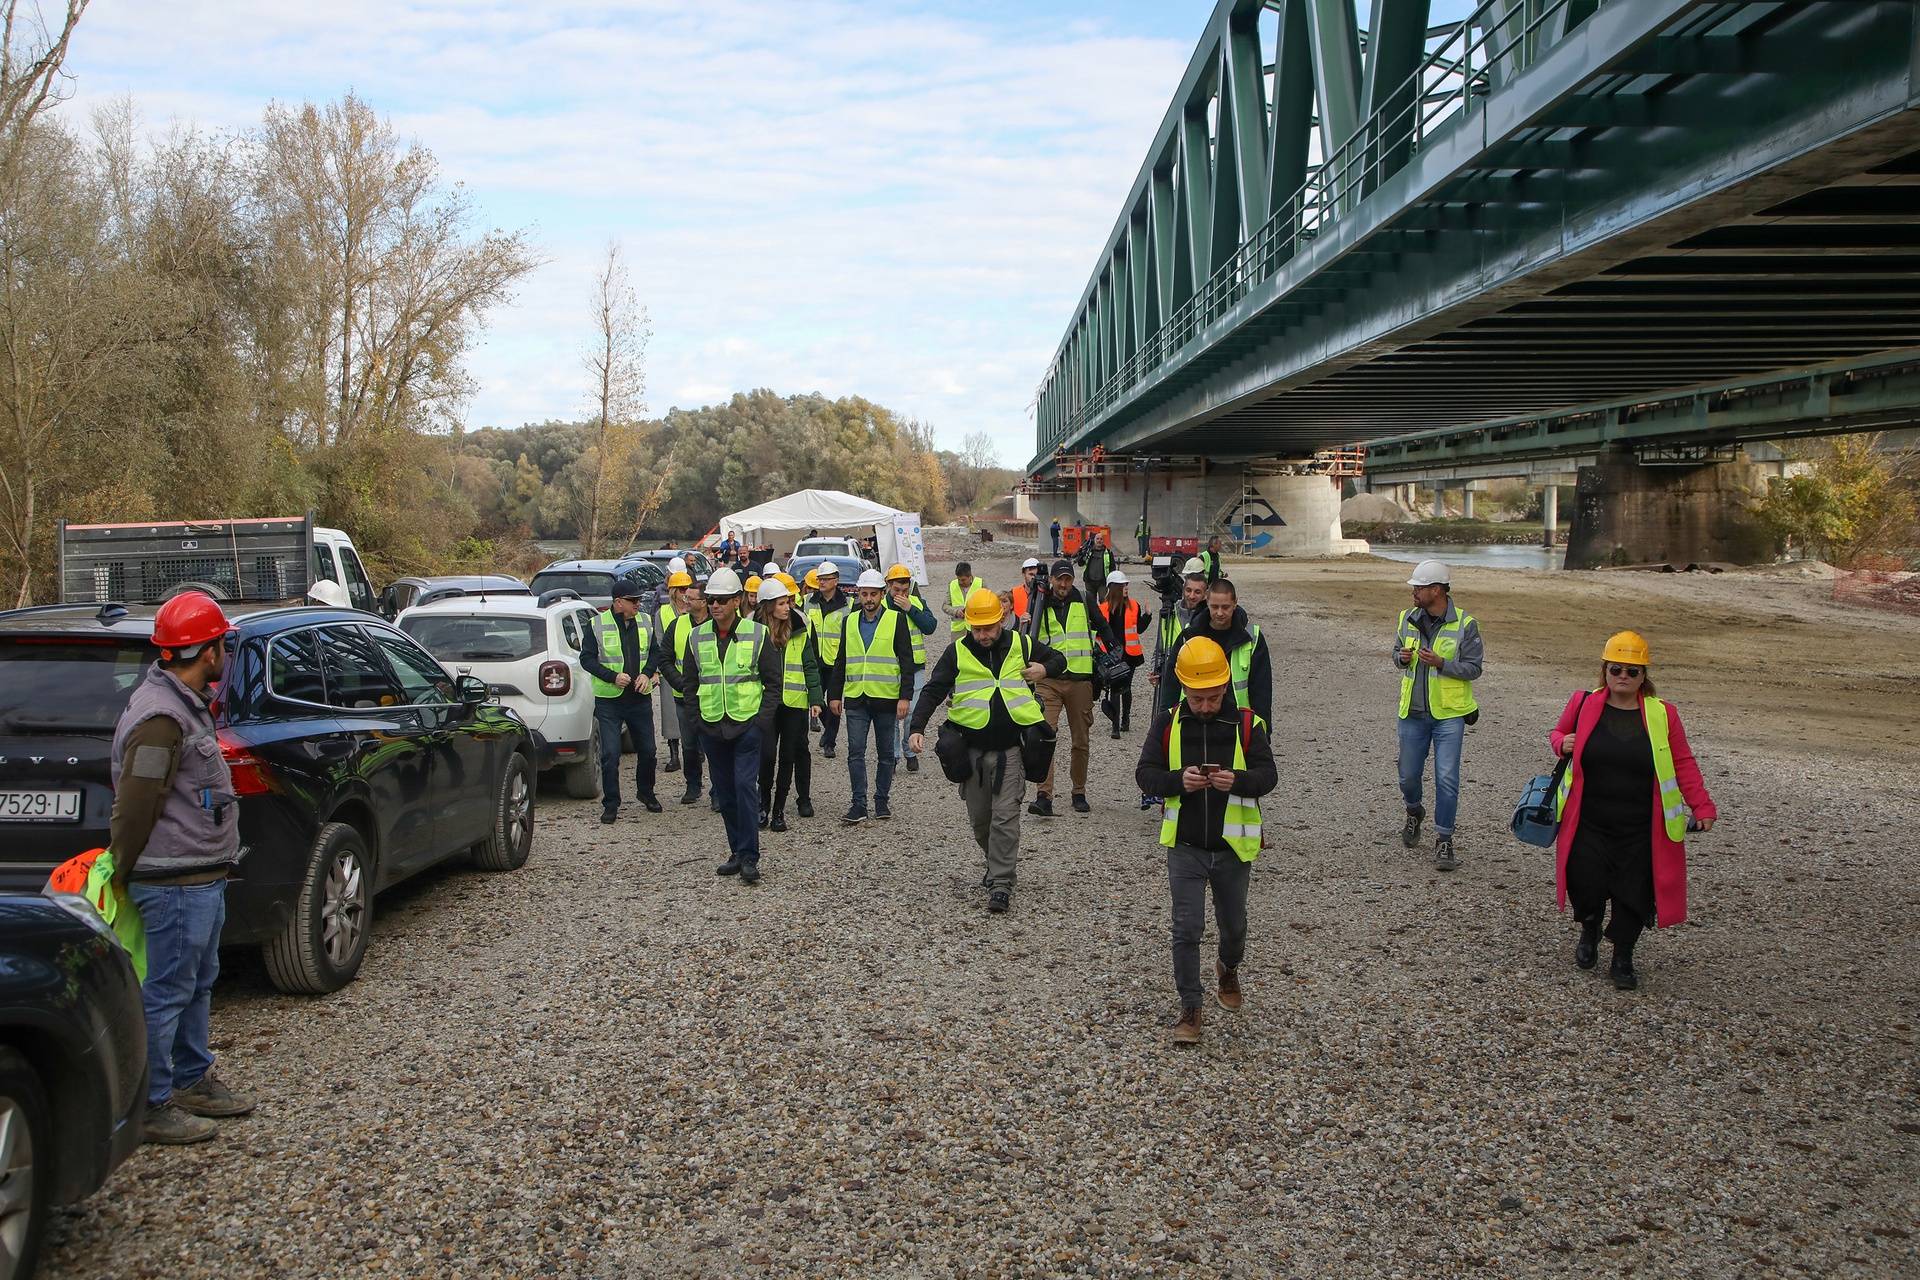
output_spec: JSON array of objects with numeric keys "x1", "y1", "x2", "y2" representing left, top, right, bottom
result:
[{"x1": 110, "y1": 591, "x2": 255, "y2": 1144}]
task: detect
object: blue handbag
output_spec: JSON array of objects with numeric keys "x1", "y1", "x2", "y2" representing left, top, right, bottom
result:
[{"x1": 1510, "y1": 693, "x2": 1588, "y2": 847}]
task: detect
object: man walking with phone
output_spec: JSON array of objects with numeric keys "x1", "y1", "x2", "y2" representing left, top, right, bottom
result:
[{"x1": 1392, "y1": 559, "x2": 1484, "y2": 871}]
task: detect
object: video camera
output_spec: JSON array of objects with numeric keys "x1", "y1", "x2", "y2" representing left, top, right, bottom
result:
[{"x1": 1148, "y1": 554, "x2": 1181, "y2": 607}]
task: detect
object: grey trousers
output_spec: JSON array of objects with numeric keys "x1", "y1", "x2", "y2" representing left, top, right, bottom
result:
[
  {"x1": 1168, "y1": 843, "x2": 1252, "y2": 1009},
  {"x1": 658, "y1": 678, "x2": 679, "y2": 745},
  {"x1": 961, "y1": 746, "x2": 1026, "y2": 891}
]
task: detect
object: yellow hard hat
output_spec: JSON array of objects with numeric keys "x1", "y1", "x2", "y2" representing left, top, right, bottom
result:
[
  {"x1": 667, "y1": 570, "x2": 693, "y2": 588},
  {"x1": 745, "y1": 575, "x2": 762, "y2": 596},
  {"x1": 804, "y1": 569, "x2": 820, "y2": 590},
  {"x1": 885, "y1": 563, "x2": 912, "y2": 582},
  {"x1": 776, "y1": 572, "x2": 798, "y2": 593},
  {"x1": 1602, "y1": 630, "x2": 1650, "y2": 665},
  {"x1": 1175, "y1": 637, "x2": 1231, "y2": 690},
  {"x1": 963, "y1": 587, "x2": 1004, "y2": 627}
]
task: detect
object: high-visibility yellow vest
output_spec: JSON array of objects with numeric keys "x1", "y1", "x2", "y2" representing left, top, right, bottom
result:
[
  {"x1": 1229, "y1": 625, "x2": 1261, "y2": 709},
  {"x1": 1396, "y1": 608, "x2": 1478, "y2": 720},
  {"x1": 1556, "y1": 694, "x2": 1688, "y2": 842},
  {"x1": 948, "y1": 633, "x2": 1042, "y2": 730},
  {"x1": 693, "y1": 618, "x2": 765, "y2": 722},
  {"x1": 807, "y1": 595, "x2": 848, "y2": 664},
  {"x1": 840, "y1": 609, "x2": 904, "y2": 699},
  {"x1": 1159, "y1": 707, "x2": 1265, "y2": 861},
  {"x1": 782, "y1": 618, "x2": 812, "y2": 710},
  {"x1": 947, "y1": 579, "x2": 971, "y2": 635},
  {"x1": 1036, "y1": 600, "x2": 1094, "y2": 676},
  {"x1": 654, "y1": 601, "x2": 678, "y2": 632},
  {"x1": 902, "y1": 595, "x2": 928, "y2": 666},
  {"x1": 590, "y1": 610, "x2": 649, "y2": 700}
]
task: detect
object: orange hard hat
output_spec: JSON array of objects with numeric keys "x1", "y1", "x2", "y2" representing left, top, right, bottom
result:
[{"x1": 152, "y1": 591, "x2": 231, "y2": 656}]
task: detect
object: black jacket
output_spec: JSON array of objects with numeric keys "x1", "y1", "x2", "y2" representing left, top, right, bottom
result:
[
  {"x1": 1157, "y1": 605, "x2": 1272, "y2": 729},
  {"x1": 911, "y1": 630, "x2": 1067, "y2": 751},
  {"x1": 1024, "y1": 587, "x2": 1118, "y2": 681},
  {"x1": 1135, "y1": 706, "x2": 1278, "y2": 852}
]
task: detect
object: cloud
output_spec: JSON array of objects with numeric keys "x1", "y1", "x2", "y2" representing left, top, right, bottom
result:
[{"x1": 64, "y1": 0, "x2": 1214, "y2": 468}]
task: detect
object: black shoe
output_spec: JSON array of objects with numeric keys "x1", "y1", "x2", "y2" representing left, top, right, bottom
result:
[
  {"x1": 796, "y1": 799, "x2": 814, "y2": 819},
  {"x1": 1609, "y1": 951, "x2": 1639, "y2": 991},
  {"x1": 1028, "y1": 795, "x2": 1054, "y2": 817},
  {"x1": 759, "y1": 810, "x2": 770, "y2": 830},
  {"x1": 716, "y1": 858, "x2": 741, "y2": 876},
  {"x1": 842, "y1": 805, "x2": 868, "y2": 825},
  {"x1": 905, "y1": 756, "x2": 919, "y2": 773},
  {"x1": 1139, "y1": 793, "x2": 1156, "y2": 811},
  {"x1": 770, "y1": 810, "x2": 788, "y2": 832},
  {"x1": 874, "y1": 798, "x2": 892, "y2": 820},
  {"x1": 663, "y1": 745, "x2": 681, "y2": 774},
  {"x1": 1401, "y1": 809, "x2": 1424, "y2": 849},
  {"x1": 740, "y1": 862, "x2": 761, "y2": 886},
  {"x1": 599, "y1": 809, "x2": 618, "y2": 825},
  {"x1": 680, "y1": 785, "x2": 703, "y2": 805},
  {"x1": 710, "y1": 795, "x2": 721, "y2": 813},
  {"x1": 640, "y1": 795, "x2": 663, "y2": 813},
  {"x1": 822, "y1": 746, "x2": 836, "y2": 759},
  {"x1": 1072, "y1": 794, "x2": 1091, "y2": 814},
  {"x1": 988, "y1": 890, "x2": 1010, "y2": 914},
  {"x1": 1433, "y1": 837, "x2": 1458, "y2": 871},
  {"x1": 1109, "y1": 725, "x2": 1121, "y2": 739},
  {"x1": 1575, "y1": 917, "x2": 1602, "y2": 970}
]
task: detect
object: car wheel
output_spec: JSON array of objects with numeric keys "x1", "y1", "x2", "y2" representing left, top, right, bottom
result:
[
  {"x1": 0, "y1": 1048, "x2": 48, "y2": 1280},
  {"x1": 263, "y1": 822, "x2": 373, "y2": 995},
  {"x1": 474, "y1": 753, "x2": 534, "y2": 872},
  {"x1": 563, "y1": 723, "x2": 601, "y2": 800}
]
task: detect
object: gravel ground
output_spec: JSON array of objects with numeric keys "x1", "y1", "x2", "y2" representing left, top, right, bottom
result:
[{"x1": 41, "y1": 554, "x2": 1920, "y2": 1278}]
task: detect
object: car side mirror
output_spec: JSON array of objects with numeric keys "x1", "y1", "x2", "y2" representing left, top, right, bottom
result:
[{"x1": 456, "y1": 674, "x2": 489, "y2": 705}]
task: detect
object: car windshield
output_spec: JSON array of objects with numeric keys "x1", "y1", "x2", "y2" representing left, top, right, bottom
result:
[
  {"x1": 0, "y1": 636, "x2": 156, "y2": 732},
  {"x1": 398, "y1": 615, "x2": 545, "y2": 662},
  {"x1": 529, "y1": 571, "x2": 613, "y2": 599},
  {"x1": 793, "y1": 541, "x2": 848, "y2": 558}
]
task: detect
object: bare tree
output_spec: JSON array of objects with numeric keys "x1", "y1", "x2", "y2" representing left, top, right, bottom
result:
[
  {"x1": 579, "y1": 241, "x2": 650, "y2": 557},
  {"x1": 959, "y1": 430, "x2": 999, "y2": 510},
  {"x1": 0, "y1": 0, "x2": 87, "y2": 181}
]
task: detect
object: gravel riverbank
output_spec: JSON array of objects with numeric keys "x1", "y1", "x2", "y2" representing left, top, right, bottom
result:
[{"x1": 41, "y1": 554, "x2": 1920, "y2": 1278}]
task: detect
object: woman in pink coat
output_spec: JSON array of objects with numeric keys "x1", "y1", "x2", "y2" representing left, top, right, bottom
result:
[{"x1": 1549, "y1": 631, "x2": 1717, "y2": 990}]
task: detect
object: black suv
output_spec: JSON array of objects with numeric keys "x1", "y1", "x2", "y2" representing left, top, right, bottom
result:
[
  {"x1": 0, "y1": 603, "x2": 536, "y2": 994},
  {"x1": 0, "y1": 891, "x2": 146, "y2": 1279}
]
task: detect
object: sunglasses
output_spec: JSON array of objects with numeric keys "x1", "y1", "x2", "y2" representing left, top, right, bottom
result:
[{"x1": 1606, "y1": 663, "x2": 1644, "y2": 678}]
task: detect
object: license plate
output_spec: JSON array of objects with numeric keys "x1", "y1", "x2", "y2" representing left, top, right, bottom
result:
[{"x1": 0, "y1": 789, "x2": 82, "y2": 821}]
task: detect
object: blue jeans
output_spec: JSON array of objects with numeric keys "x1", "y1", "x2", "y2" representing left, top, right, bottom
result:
[
  {"x1": 1397, "y1": 713, "x2": 1464, "y2": 837},
  {"x1": 703, "y1": 725, "x2": 762, "y2": 865},
  {"x1": 896, "y1": 669, "x2": 922, "y2": 759},
  {"x1": 130, "y1": 881, "x2": 226, "y2": 1107},
  {"x1": 844, "y1": 702, "x2": 897, "y2": 810},
  {"x1": 596, "y1": 696, "x2": 657, "y2": 808}
]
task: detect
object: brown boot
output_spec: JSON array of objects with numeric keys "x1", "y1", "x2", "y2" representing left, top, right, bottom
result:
[
  {"x1": 1216, "y1": 963, "x2": 1243, "y2": 1011},
  {"x1": 1172, "y1": 1006, "x2": 1203, "y2": 1045}
]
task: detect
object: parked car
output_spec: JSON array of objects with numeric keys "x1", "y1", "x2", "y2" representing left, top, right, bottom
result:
[
  {"x1": 379, "y1": 574, "x2": 531, "y2": 619},
  {"x1": 397, "y1": 592, "x2": 603, "y2": 799},
  {"x1": 790, "y1": 537, "x2": 865, "y2": 563},
  {"x1": 0, "y1": 890, "x2": 146, "y2": 1280},
  {"x1": 784, "y1": 555, "x2": 868, "y2": 591},
  {"x1": 0, "y1": 602, "x2": 536, "y2": 995},
  {"x1": 527, "y1": 558, "x2": 665, "y2": 609},
  {"x1": 622, "y1": 548, "x2": 713, "y2": 579}
]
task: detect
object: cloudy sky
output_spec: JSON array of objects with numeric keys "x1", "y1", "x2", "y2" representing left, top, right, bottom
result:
[{"x1": 62, "y1": 0, "x2": 1236, "y2": 469}]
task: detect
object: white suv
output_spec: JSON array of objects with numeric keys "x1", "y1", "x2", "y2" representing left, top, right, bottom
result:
[{"x1": 397, "y1": 592, "x2": 604, "y2": 798}]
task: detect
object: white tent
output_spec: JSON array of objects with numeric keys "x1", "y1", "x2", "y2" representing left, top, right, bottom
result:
[{"x1": 718, "y1": 489, "x2": 905, "y2": 550}]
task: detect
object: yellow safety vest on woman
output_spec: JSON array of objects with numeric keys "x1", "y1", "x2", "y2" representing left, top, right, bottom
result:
[
  {"x1": 693, "y1": 619, "x2": 765, "y2": 722},
  {"x1": 841, "y1": 609, "x2": 904, "y2": 699},
  {"x1": 1036, "y1": 600, "x2": 1094, "y2": 677},
  {"x1": 1395, "y1": 608, "x2": 1477, "y2": 720},
  {"x1": 1158, "y1": 707, "x2": 1266, "y2": 861},
  {"x1": 782, "y1": 617, "x2": 814, "y2": 710},
  {"x1": 948, "y1": 634, "x2": 1042, "y2": 729},
  {"x1": 1555, "y1": 694, "x2": 1689, "y2": 842},
  {"x1": 591, "y1": 610, "x2": 649, "y2": 700}
]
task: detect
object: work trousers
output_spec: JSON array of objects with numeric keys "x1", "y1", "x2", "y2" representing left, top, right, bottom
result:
[
  {"x1": 130, "y1": 880, "x2": 226, "y2": 1107},
  {"x1": 702, "y1": 725, "x2": 762, "y2": 866},
  {"x1": 1035, "y1": 677, "x2": 1095, "y2": 798},
  {"x1": 896, "y1": 668, "x2": 922, "y2": 760},
  {"x1": 961, "y1": 746, "x2": 1026, "y2": 891},
  {"x1": 1396, "y1": 712, "x2": 1464, "y2": 836},
  {"x1": 758, "y1": 705, "x2": 813, "y2": 812},
  {"x1": 672, "y1": 698, "x2": 705, "y2": 788},
  {"x1": 843, "y1": 702, "x2": 897, "y2": 809},
  {"x1": 1137, "y1": 534, "x2": 1149, "y2": 556},
  {"x1": 818, "y1": 704, "x2": 841, "y2": 752},
  {"x1": 1101, "y1": 669, "x2": 1136, "y2": 730},
  {"x1": 595, "y1": 697, "x2": 658, "y2": 808},
  {"x1": 657, "y1": 678, "x2": 679, "y2": 746},
  {"x1": 1167, "y1": 842, "x2": 1252, "y2": 1010}
]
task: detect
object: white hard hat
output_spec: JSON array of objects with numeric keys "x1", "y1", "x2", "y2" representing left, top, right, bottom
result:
[
  {"x1": 856, "y1": 569, "x2": 887, "y2": 590},
  {"x1": 1105, "y1": 569, "x2": 1129, "y2": 586},
  {"x1": 705, "y1": 567, "x2": 745, "y2": 596},
  {"x1": 1181, "y1": 557, "x2": 1206, "y2": 576},
  {"x1": 306, "y1": 580, "x2": 350, "y2": 609},
  {"x1": 667, "y1": 556, "x2": 687, "y2": 575},
  {"x1": 755, "y1": 577, "x2": 791, "y2": 603},
  {"x1": 816, "y1": 562, "x2": 840, "y2": 578},
  {"x1": 1406, "y1": 559, "x2": 1451, "y2": 588},
  {"x1": 1022, "y1": 557, "x2": 1040, "y2": 569},
  {"x1": 763, "y1": 561, "x2": 780, "y2": 575}
]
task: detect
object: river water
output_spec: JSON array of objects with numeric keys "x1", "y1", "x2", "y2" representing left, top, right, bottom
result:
[{"x1": 1369, "y1": 542, "x2": 1566, "y2": 571}]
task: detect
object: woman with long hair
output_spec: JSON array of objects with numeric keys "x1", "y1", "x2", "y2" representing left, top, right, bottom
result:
[
  {"x1": 1548, "y1": 631, "x2": 1718, "y2": 990},
  {"x1": 1097, "y1": 570, "x2": 1151, "y2": 738},
  {"x1": 754, "y1": 577, "x2": 823, "y2": 831}
]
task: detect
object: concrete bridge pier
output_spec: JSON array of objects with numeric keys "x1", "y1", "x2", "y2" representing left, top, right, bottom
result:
[
  {"x1": 1029, "y1": 466, "x2": 1369, "y2": 559},
  {"x1": 1542, "y1": 484, "x2": 1558, "y2": 550},
  {"x1": 1563, "y1": 450, "x2": 1774, "y2": 570}
]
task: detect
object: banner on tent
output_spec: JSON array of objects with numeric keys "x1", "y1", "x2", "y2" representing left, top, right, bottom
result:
[{"x1": 878, "y1": 513, "x2": 928, "y2": 587}]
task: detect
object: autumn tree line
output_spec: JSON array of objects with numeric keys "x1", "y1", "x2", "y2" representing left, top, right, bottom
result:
[{"x1": 0, "y1": 5, "x2": 1006, "y2": 605}]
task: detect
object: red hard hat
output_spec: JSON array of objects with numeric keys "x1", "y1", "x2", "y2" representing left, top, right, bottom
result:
[{"x1": 152, "y1": 591, "x2": 231, "y2": 654}]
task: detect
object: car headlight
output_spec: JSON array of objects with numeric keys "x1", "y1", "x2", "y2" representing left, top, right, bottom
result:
[{"x1": 42, "y1": 887, "x2": 114, "y2": 938}]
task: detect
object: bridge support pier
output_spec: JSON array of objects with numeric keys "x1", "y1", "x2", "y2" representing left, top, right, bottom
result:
[
  {"x1": 1563, "y1": 451, "x2": 1773, "y2": 570},
  {"x1": 1541, "y1": 484, "x2": 1557, "y2": 550},
  {"x1": 1460, "y1": 487, "x2": 1475, "y2": 520},
  {"x1": 1031, "y1": 468, "x2": 1369, "y2": 558}
]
